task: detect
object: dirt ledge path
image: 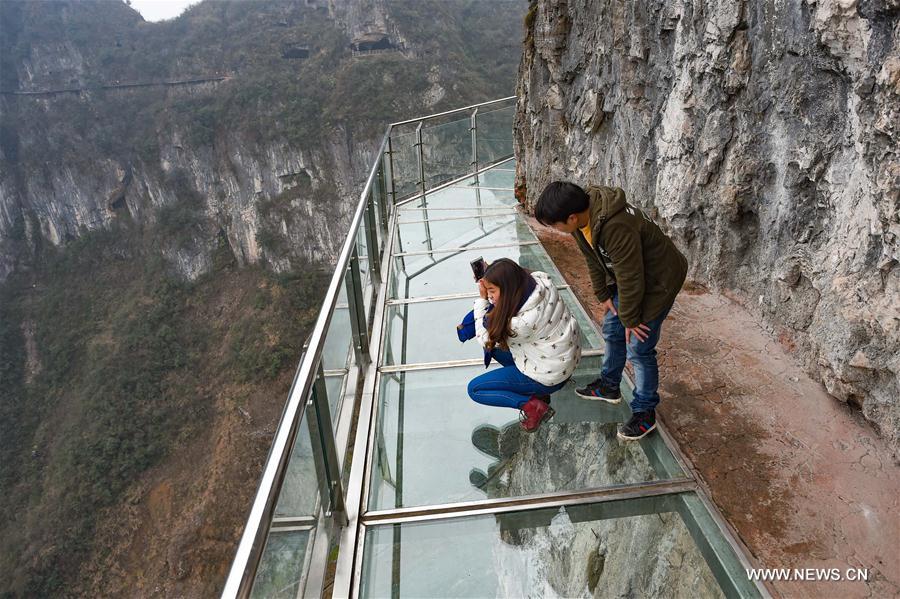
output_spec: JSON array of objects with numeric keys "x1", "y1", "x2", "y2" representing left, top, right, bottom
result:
[{"x1": 534, "y1": 222, "x2": 900, "y2": 599}]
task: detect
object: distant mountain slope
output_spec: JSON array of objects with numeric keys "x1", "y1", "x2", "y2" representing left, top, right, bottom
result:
[{"x1": 0, "y1": 1, "x2": 525, "y2": 596}]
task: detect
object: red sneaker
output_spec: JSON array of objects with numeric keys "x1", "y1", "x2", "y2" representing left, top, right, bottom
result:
[{"x1": 519, "y1": 396, "x2": 555, "y2": 433}]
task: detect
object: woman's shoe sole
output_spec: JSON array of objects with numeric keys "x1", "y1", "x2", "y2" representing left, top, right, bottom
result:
[
  {"x1": 575, "y1": 390, "x2": 622, "y2": 404},
  {"x1": 617, "y1": 423, "x2": 656, "y2": 441},
  {"x1": 521, "y1": 407, "x2": 555, "y2": 433}
]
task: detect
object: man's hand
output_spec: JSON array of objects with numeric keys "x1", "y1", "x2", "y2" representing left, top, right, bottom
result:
[
  {"x1": 625, "y1": 324, "x2": 652, "y2": 344},
  {"x1": 478, "y1": 279, "x2": 488, "y2": 299},
  {"x1": 601, "y1": 298, "x2": 617, "y2": 316}
]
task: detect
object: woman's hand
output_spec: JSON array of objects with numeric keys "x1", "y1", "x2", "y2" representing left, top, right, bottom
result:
[{"x1": 478, "y1": 279, "x2": 488, "y2": 299}]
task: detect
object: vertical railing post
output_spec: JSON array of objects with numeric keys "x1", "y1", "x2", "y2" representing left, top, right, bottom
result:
[
  {"x1": 470, "y1": 108, "x2": 479, "y2": 178},
  {"x1": 414, "y1": 121, "x2": 426, "y2": 196},
  {"x1": 306, "y1": 361, "x2": 348, "y2": 526},
  {"x1": 386, "y1": 134, "x2": 397, "y2": 207},
  {"x1": 471, "y1": 108, "x2": 483, "y2": 228},
  {"x1": 345, "y1": 250, "x2": 370, "y2": 366},
  {"x1": 377, "y1": 161, "x2": 389, "y2": 233},
  {"x1": 364, "y1": 193, "x2": 381, "y2": 284}
]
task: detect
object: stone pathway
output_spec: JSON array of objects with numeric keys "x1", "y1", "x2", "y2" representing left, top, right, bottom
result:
[{"x1": 534, "y1": 222, "x2": 900, "y2": 599}]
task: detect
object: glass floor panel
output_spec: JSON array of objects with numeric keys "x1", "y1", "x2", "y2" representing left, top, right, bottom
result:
[
  {"x1": 360, "y1": 494, "x2": 726, "y2": 598},
  {"x1": 459, "y1": 167, "x2": 516, "y2": 189},
  {"x1": 391, "y1": 245, "x2": 566, "y2": 300},
  {"x1": 368, "y1": 357, "x2": 684, "y2": 511},
  {"x1": 349, "y1": 154, "x2": 759, "y2": 599},
  {"x1": 400, "y1": 186, "x2": 516, "y2": 212},
  {"x1": 397, "y1": 207, "x2": 518, "y2": 222},
  {"x1": 394, "y1": 214, "x2": 535, "y2": 256},
  {"x1": 382, "y1": 291, "x2": 602, "y2": 367}
]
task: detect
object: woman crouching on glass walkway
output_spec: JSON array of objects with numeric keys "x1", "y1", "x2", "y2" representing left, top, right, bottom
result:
[{"x1": 467, "y1": 258, "x2": 582, "y2": 432}]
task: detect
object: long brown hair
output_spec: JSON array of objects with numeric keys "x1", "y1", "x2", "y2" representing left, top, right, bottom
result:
[{"x1": 482, "y1": 258, "x2": 532, "y2": 351}]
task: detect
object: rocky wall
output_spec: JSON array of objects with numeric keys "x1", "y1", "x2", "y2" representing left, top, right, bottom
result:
[{"x1": 514, "y1": 0, "x2": 900, "y2": 456}]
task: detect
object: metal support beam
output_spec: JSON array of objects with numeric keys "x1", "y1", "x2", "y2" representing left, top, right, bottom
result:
[
  {"x1": 362, "y1": 479, "x2": 698, "y2": 526},
  {"x1": 386, "y1": 136, "x2": 397, "y2": 208},
  {"x1": 470, "y1": 108, "x2": 479, "y2": 175},
  {"x1": 377, "y1": 162, "x2": 389, "y2": 233},
  {"x1": 414, "y1": 121, "x2": 426, "y2": 197},
  {"x1": 307, "y1": 363, "x2": 348, "y2": 526},
  {"x1": 364, "y1": 195, "x2": 381, "y2": 284},
  {"x1": 346, "y1": 252, "x2": 371, "y2": 366},
  {"x1": 393, "y1": 240, "x2": 541, "y2": 258},
  {"x1": 470, "y1": 108, "x2": 484, "y2": 228}
]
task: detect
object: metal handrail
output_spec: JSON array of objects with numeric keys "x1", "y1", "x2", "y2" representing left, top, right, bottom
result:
[
  {"x1": 223, "y1": 96, "x2": 517, "y2": 598},
  {"x1": 221, "y1": 126, "x2": 391, "y2": 597},
  {"x1": 389, "y1": 95, "x2": 516, "y2": 128}
]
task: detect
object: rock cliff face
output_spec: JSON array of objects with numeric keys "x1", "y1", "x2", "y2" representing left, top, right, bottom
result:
[
  {"x1": 0, "y1": 0, "x2": 522, "y2": 281},
  {"x1": 0, "y1": 1, "x2": 524, "y2": 595},
  {"x1": 0, "y1": 117, "x2": 365, "y2": 281},
  {"x1": 514, "y1": 0, "x2": 900, "y2": 455}
]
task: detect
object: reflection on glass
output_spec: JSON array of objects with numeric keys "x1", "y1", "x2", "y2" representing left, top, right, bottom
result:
[
  {"x1": 475, "y1": 105, "x2": 515, "y2": 166},
  {"x1": 251, "y1": 529, "x2": 311, "y2": 599},
  {"x1": 274, "y1": 404, "x2": 319, "y2": 517},
  {"x1": 468, "y1": 168, "x2": 515, "y2": 189},
  {"x1": 389, "y1": 131, "x2": 419, "y2": 199},
  {"x1": 322, "y1": 304, "x2": 352, "y2": 373},
  {"x1": 325, "y1": 374, "x2": 345, "y2": 419},
  {"x1": 392, "y1": 245, "x2": 565, "y2": 300},
  {"x1": 422, "y1": 117, "x2": 472, "y2": 188},
  {"x1": 360, "y1": 495, "x2": 725, "y2": 598},
  {"x1": 357, "y1": 227, "x2": 374, "y2": 316},
  {"x1": 394, "y1": 216, "x2": 534, "y2": 256},
  {"x1": 369, "y1": 357, "x2": 665, "y2": 511},
  {"x1": 400, "y1": 186, "x2": 516, "y2": 213},
  {"x1": 382, "y1": 295, "x2": 601, "y2": 367}
]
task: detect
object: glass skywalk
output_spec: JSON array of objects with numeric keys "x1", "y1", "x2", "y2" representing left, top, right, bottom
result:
[
  {"x1": 356, "y1": 154, "x2": 758, "y2": 595},
  {"x1": 224, "y1": 98, "x2": 768, "y2": 599}
]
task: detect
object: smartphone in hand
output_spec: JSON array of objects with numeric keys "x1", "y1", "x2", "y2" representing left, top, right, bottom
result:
[{"x1": 470, "y1": 257, "x2": 488, "y2": 280}]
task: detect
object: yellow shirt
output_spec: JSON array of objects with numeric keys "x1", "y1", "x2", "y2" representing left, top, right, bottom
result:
[{"x1": 579, "y1": 224, "x2": 592, "y2": 248}]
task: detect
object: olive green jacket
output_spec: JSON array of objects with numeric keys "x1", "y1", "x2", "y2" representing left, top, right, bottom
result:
[{"x1": 573, "y1": 186, "x2": 688, "y2": 328}]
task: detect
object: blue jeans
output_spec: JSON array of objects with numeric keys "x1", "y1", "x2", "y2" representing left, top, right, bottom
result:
[
  {"x1": 601, "y1": 291, "x2": 673, "y2": 413},
  {"x1": 467, "y1": 349, "x2": 566, "y2": 410}
]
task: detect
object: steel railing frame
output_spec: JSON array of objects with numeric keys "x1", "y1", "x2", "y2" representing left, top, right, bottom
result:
[{"x1": 222, "y1": 96, "x2": 518, "y2": 598}]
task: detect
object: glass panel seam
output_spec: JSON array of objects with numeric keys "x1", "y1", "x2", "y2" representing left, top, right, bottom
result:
[
  {"x1": 394, "y1": 240, "x2": 540, "y2": 257},
  {"x1": 448, "y1": 185, "x2": 514, "y2": 191},
  {"x1": 378, "y1": 348, "x2": 604, "y2": 373},
  {"x1": 360, "y1": 479, "x2": 698, "y2": 527},
  {"x1": 385, "y1": 284, "x2": 571, "y2": 305},
  {"x1": 397, "y1": 211, "x2": 519, "y2": 224}
]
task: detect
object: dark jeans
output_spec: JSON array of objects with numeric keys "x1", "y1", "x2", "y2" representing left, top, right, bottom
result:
[
  {"x1": 467, "y1": 349, "x2": 566, "y2": 410},
  {"x1": 601, "y1": 291, "x2": 673, "y2": 413}
]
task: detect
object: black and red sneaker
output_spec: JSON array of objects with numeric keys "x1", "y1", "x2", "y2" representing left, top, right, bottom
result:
[
  {"x1": 617, "y1": 410, "x2": 656, "y2": 441},
  {"x1": 519, "y1": 396, "x2": 555, "y2": 433},
  {"x1": 575, "y1": 378, "x2": 622, "y2": 403}
]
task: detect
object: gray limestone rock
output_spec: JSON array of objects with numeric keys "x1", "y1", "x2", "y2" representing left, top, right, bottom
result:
[{"x1": 514, "y1": 0, "x2": 900, "y2": 458}]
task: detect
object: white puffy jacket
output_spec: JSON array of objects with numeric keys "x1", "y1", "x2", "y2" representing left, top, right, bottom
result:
[{"x1": 474, "y1": 271, "x2": 582, "y2": 386}]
